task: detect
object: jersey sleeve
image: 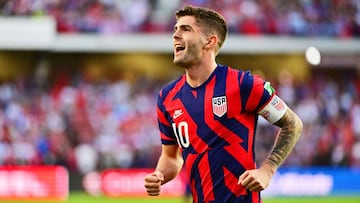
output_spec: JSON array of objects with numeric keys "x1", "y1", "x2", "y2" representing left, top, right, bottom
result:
[
  {"x1": 258, "y1": 94, "x2": 288, "y2": 123},
  {"x1": 157, "y1": 91, "x2": 178, "y2": 145},
  {"x1": 240, "y1": 71, "x2": 274, "y2": 113}
]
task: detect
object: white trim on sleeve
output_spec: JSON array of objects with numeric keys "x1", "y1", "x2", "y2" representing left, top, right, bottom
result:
[{"x1": 258, "y1": 95, "x2": 288, "y2": 124}]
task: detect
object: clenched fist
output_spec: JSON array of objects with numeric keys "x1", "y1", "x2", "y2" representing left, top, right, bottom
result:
[{"x1": 144, "y1": 171, "x2": 165, "y2": 196}]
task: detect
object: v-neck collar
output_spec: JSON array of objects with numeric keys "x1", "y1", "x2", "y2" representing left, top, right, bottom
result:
[{"x1": 184, "y1": 64, "x2": 220, "y2": 90}]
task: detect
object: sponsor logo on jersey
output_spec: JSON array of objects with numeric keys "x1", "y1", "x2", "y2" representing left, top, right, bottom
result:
[
  {"x1": 212, "y1": 96, "x2": 227, "y2": 117},
  {"x1": 173, "y1": 109, "x2": 183, "y2": 119}
]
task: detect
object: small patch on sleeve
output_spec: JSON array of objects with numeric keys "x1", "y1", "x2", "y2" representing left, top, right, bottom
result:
[
  {"x1": 264, "y1": 81, "x2": 275, "y2": 96},
  {"x1": 258, "y1": 95, "x2": 287, "y2": 123}
]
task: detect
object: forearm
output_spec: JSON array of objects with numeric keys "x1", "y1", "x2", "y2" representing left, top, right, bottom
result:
[
  {"x1": 263, "y1": 108, "x2": 303, "y2": 172},
  {"x1": 155, "y1": 149, "x2": 184, "y2": 185}
]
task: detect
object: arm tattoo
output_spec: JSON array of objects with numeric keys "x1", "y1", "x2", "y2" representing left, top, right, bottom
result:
[{"x1": 264, "y1": 108, "x2": 303, "y2": 170}]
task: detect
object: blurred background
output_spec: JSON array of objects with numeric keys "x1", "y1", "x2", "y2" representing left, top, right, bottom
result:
[{"x1": 0, "y1": 0, "x2": 359, "y2": 201}]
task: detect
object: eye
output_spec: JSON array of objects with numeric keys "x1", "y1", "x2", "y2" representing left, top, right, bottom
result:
[{"x1": 183, "y1": 25, "x2": 193, "y2": 32}]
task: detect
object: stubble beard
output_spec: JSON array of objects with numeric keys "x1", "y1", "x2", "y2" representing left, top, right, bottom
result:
[
  {"x1": 174, "y1": 55, "x2": 191, "y2": 68},
  {"x1": 173, "y1": 43, "x2": 202, "y2": 69}
]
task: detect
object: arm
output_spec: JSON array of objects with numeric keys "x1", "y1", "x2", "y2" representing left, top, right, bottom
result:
[
  {"x1": 144, "y1": 144, "x2": 183, "y2": 196},
  {"x1": 263, "y1": 107, "x2": 303, "y2": 173},
  {"x1": 156, "y1": 144, "x2": 184, "y2": 184},
  {"x1": 239, "y1": 107, "x2": 303, "y2": 191}
]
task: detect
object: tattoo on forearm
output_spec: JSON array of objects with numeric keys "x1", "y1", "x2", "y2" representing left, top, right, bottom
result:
[{"x1": 265, "y1": 109, "x2": 303, "y2": 169}]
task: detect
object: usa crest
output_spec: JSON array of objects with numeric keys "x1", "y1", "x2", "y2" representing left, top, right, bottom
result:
[{"x1": 212, "y1": 96, "x2": 227, "y2": 117}]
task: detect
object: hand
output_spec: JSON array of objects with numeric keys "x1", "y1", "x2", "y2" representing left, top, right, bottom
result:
[
  {"x1": 238, "y1": 165, "x2": 274, "y2": 192},
  {"x1": 144, "y1": 171, "x2": 165, "y2": 196}
]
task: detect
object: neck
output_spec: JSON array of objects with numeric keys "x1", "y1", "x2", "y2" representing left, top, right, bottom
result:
[{"x1": 185, "y1": 60, "x2": 217, "y2": 88}]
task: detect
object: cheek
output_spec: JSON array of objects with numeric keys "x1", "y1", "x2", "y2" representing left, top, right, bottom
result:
[{"x1": 187, "y1": 42, "x2": 203, "y2": 56}]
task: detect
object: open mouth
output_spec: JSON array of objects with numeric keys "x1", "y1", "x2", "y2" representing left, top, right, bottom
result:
[{"x1": 175, "y1": 45, "x2": 185, "y2": 54}]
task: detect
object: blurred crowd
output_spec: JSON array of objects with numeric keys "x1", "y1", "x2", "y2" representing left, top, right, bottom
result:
[
  {"x1": 0, "y1": 67, "x2": 162, "y2": 174},
  {"x1": 256, "y1": 69, "x2": 360, "y2": 168},
  {"x1": 0, "y1": 0, "x2": 359, "y2": 37},
  {"x1": 0, "y1": 65, "x2": 359, "y2": 175}
]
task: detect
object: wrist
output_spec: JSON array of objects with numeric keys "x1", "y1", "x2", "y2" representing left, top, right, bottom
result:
[
  {"x1": 261, "y1": 161, "x2": 278, "y2": 176},
  {"x1": 154, "y1": 170, "x2": 165, "y2": 184}
]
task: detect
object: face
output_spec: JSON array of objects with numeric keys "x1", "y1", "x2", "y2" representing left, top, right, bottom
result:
[{"x1": 172, "y1": 16, "x2": 208, "y2": 68}]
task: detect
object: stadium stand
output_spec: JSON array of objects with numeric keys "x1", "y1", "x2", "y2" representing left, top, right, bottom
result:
[{"x1": 0, "y1": 0, "x2": 359, "y2": 176}]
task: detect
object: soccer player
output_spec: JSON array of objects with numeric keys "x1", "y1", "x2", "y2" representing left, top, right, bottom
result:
[{"x1": 144, "y1": 5, "x2": 303, "y2": 203}]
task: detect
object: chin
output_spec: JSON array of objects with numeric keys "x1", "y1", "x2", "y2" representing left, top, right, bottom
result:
[
  {"x1": 174, "y1": 60, "x2": 185, "y2": 67},
  {"x1": 173, "y1": 58, "x2": 184, "y2": 66}
]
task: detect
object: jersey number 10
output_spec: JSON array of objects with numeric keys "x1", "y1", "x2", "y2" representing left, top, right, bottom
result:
[{"x1": 172, "y1": 121, "x2": 190, "y2": 148}]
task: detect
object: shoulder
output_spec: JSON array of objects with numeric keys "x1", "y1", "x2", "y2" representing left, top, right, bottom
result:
[
  {"x1": 217, "y1": 65, "x2": 262, "y2": 86},
  {"x1": 158, "y1": 75, "x2": 185, "y2": 101},
  {"x1": 240, "y1": 70, "x2": 265, "y2": 86},
  {"x1": 216, "y1": 64, "x2": 245, "y2": 79}
]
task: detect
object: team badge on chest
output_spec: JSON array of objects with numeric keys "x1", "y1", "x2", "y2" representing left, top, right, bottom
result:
[{"x1": 212, "y1": 96, "x2": 227, "y2": 117}]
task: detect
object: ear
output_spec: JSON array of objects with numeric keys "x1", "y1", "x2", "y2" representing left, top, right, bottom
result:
[{"x1": 204, "y1": 35, "x2": 218, "y2": 49}]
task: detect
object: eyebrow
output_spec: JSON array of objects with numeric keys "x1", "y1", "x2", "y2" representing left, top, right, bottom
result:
[{"x1": 174, "y1": 24, "x2": 193, "y2": 31}]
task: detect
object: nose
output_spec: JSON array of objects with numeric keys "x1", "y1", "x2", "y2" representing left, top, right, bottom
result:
[{"x1": 172, "y1": 30, "x2": 180, "y2": 40}]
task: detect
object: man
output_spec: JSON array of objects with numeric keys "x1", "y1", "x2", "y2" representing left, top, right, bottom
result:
[{"x1": 144, "y1": 5, "x2": 303, "y2": 203}]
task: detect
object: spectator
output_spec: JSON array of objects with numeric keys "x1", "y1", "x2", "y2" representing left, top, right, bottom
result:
[{"x1": 0, "y1": 0, "x2": 359, "y2": 38}]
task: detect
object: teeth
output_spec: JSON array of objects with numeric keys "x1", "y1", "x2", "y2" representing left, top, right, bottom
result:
[{"x1": 175, "y1": 45, "x2": 185, "y2": 51}]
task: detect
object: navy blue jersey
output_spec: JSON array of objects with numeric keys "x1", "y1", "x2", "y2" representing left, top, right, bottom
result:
[{"x1": 157, "y1": 65, "x2": 273, "y2": 202}]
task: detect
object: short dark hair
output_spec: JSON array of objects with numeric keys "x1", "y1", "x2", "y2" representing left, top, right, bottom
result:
[{"x1": 175, "y1": 5, "x2": 228, "y2": 51}]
